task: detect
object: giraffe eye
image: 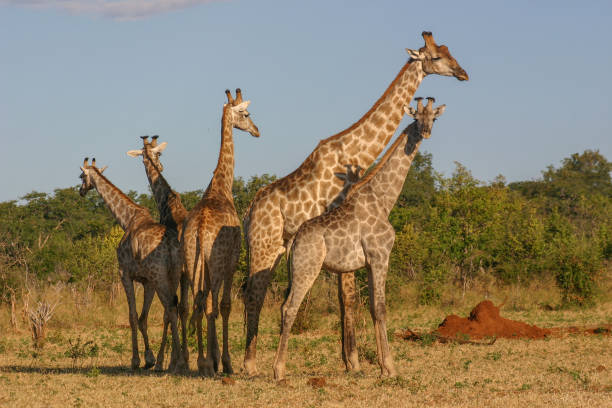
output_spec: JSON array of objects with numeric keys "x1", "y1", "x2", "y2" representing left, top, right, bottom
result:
[{"x1": 431, "y1": 57, "x2": 441, "y2": 61}]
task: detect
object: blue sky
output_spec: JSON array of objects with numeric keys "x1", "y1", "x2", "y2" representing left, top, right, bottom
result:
[{"x1": 1, "y1": 0, "x2": 611, "y2": 202}]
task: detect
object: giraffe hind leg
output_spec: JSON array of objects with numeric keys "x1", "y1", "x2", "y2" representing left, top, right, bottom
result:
[{"x1": 138, "y1": 282, "x2": 156, "y2": 369}]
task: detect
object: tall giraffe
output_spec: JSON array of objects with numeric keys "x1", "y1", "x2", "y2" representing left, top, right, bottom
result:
[
  {"x1": 273, "y1": 97, "x2": 446, "y2": 380},
  {"x1": 78, "y1": 158, "x2": 183, "y2": 371},
  {"x1": 126, "y1": 135, "x2": 190, "y2": 369},
  {"x1": 243, "y1": 31, "x2": 468, "y2": 375},
  {"x1": 180, "y1": 89, "x2": 260, "y2": 376}
]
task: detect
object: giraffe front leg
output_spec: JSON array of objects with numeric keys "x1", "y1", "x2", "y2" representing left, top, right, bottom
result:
[
  {"x1": 273, "y1": 251, "x2": 322, "y2": 381},
  {"x1": 243, "y1": 258, "x2": 279, "y2": 376},
  {"x1": 138, "y1": 282, "x2": 156, "y2": 369},
  {"x1": 366, "y1": 261, "x2": 396, "y2": 377},
  {"x1": 121, "y1": 277, "x2": 141, "y2": 370},
  {"x1": 338, "y1": 272, "x2": 360, "y2": 372}
]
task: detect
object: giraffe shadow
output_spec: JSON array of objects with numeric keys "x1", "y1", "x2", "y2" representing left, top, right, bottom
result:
[{"x1": 0, "y1": 364, "x2": 204, "y2": 378}]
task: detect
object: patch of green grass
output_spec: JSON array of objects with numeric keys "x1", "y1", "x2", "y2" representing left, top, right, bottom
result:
[
  {"x1": 64, "y1": 337, "x2": 99, "y2": 368},
  {"x1": 547, "y1": 365, "x2": 589, "y2": 387},
  {"x1": 518, "y1": 383, "x2": 532, "y2": 391},
  {"x1": 110, "y1": 342, "x2": 126, "y2": 354},
  {"x1": 419, "y1": 333, "x2": 437, "y2": 347},
  {"x1": 454, "y1": 380, "x2": 469, "y2": 389},
  {"x1": 462, "y1": 359, "x2": 472, "y2": 371},
  {"x1": 46, "y1": 331, "x2": 65, "y2": 345},
  {"x1": 86, "y1": 367, "x2": 100, "y2": 378},
  {"x1": 485, "y1": 351, "x2": 502, "y2": 361},
  {"x1": 358, "y1": 346, "x2": 377, "y2": 365},
  {"x1": 375, "y1": 375, "x2": 422, "y2": 393}
]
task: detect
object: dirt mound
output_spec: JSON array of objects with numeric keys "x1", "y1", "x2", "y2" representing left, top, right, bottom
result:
[{"x1": 435, "y1": 300, "x2": 551, "y2": 340}]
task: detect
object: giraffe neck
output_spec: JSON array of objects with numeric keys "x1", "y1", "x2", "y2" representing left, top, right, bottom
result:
[
  {"x1": 288, "y1": 59, "x2": 425, "y2": 211},
  {"x1": 332, "y1": 59, "x2": 424, "y2": 168},
  {"x1": 142, "y1": 153, "x2": 187, "y2": 231},
  {"x1": 90, "y1": 170, "x2": 150, "y2": 231},
  {"x1": 206, "y1": 108, "x2": 235, "y2": 199},
  {"x1": 355, "y1": 122, "x2": 423, "y2": 216}
]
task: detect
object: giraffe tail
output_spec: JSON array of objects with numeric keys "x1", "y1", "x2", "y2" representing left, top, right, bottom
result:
[{"x1": 188, "y1": 290, "x2": 205, "y2": 335}]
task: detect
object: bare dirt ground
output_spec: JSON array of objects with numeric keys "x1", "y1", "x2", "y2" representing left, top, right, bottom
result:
[{"x1": 0, "y1": 292, "x2": 610, "y2": 408}]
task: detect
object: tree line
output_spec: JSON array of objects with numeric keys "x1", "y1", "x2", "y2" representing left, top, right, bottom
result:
[{"x1": 1, "y1": 150, "x2": 610, "y2": 306}]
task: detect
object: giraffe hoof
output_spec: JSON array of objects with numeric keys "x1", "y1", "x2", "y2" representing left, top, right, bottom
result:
[
  {"x1": 200, "y1": 364, "x2": 216, "y2": 378},
  {"x1": 131, "y1": 357, "x2": 140, "y2": 370},
  {"x1": 144, "y1": 350, "x2": 155, "y2": 369},
  {"x1": 222, "y1": 364, "x2": 234, "y2": 375},
  {"x1": 243, "y1": 359, "x2": 258, "y2": 377}
]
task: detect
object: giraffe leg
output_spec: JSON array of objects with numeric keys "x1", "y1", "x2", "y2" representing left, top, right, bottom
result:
[
  {"x1": 208, "y1": 292, "x2": 221, "y2": 373},
  {"x1": 220, "y1": 235, "x2": 240, "y2": 375},
  {"x1": 201, "y1": 286, "x2": 218, "y2": 377},
  {"x1": 202, "y1": 259, "x2": 220, "y2": 376},
  {"x1": 243, "y1": 250, "x2": 282, "y2": 376},
  {"x1": 178, "y1": 271, "x2": 190, "y2": 368},
  {"x1": 273, "y1": 237, "x2": 324, "y2": 381},
  {"x1": 158, "y1": 290, "x2": 182, "y2": 373},
  {"x1": 138, "y1": 282, "x2": 156, "y2": 369},
  {"x1": 338, "y1": 272, "x2": 360, "y2": 372},
  {"x1": 366, "y1": 261, "x2": 396, "y2": 377},
  {"x1": 195, "y1": 292, "x2": 207, "y2": 375},
  {"x1": 155, "y1": 315, "x2": 169, "y2": 371},
  {"x1": 121, "y1": 276, "x2": 141, "y2": 370}
]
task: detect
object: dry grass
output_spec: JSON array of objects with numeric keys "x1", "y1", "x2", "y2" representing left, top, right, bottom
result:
[{"x1": 0, "y1": 280, "x2": 610, "y2": 408}]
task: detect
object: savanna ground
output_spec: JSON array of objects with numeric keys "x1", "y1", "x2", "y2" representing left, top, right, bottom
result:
[{"x1": 1, "y1": 276, "x2": 611, "y2": 408}]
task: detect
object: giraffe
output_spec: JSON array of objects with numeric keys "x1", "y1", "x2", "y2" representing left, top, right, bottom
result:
[
  {"x1": 78, "y1": 158, "x2": 184, "y2": 371},
  {"x1": 126, "y1": 135, "x2": 190, "y2": 369},
  {"x1": 180, "y1": 88, "x2": 260, "y2": 376},
  {"x1": 243, "y1": 31, "x2": 468, "y2": 375},
  {"x1": 273, "y1": 97, "x2": 446, "y2": 381}
]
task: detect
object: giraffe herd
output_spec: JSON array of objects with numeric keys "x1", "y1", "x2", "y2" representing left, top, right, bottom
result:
[{"x1": 77, "y1": 32, "x2": 468, "y2": 379}]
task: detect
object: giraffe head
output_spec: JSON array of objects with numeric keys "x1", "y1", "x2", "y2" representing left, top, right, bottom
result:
[
  {"x1": 126, "y1": 135, "x2": 168, "y2": 172},
  {"x1": 334, "y1": 164, "x2": 363, "y2": 187},
  {"x1": 223, "y1": 88, "x2": 260, "y2": 137},
  {"x1": 79, "y1": 157, "x2": 107, "y2": 197},
  {"x1": 404, "y1": 97, "x2": 446, "y2": 140},
  {"x1": 406, "y1": 31, "x2": 469, "y2": 81}
]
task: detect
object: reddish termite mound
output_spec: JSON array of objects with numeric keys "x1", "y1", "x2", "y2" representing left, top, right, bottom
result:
[{"x1": 435, "y1": 300, "x2": 551, "y2": 340}]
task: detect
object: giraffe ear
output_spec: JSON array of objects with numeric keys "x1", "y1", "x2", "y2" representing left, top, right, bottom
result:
[
  {"x1": 99, "y1": 166, "x2": 108, "y2": 173},
  {"x1": 334, "y1": 172, "x2": 348, "y2": 181},
  {"x1": 406, "y1": 48, "x2": 424, "y2": 61},
  {"x1": 404, "y1": 105, "x2": 417, "y2": 118},
  {"x1": 233, "y1": 100, "x2": 251, "y2": 111},
  {"x1": 434, "y1": 104, "x2": 447, "y2": 117},
  {"x1": 126, "y1": 149, "x2": 143, "y2": 157},
  {"x1": 152, "y1": 142, "x2": 167, "y2": 153},
  {"x1": 80, "y1": 166, "x2": 86, "y2": 172}
]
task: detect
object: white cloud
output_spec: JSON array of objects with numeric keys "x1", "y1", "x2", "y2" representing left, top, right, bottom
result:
[{"x1": 0, "y1": 0, "x2": 224, "y2": 20}]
